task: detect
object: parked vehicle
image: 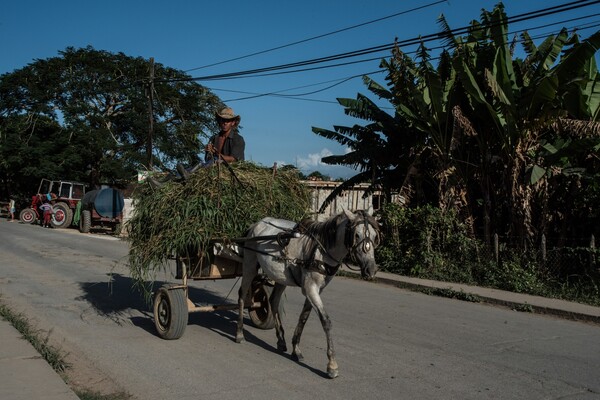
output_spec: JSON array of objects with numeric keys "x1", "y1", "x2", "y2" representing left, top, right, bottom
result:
[
  {"x1": 78, "y1": 187, "x2": 125, "y2": 234},
  {"x1": 19, "y1": 179, "x2": 86, "y2": 228}
]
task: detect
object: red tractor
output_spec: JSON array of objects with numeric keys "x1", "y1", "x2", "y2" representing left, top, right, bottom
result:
[{"x1": 19, "y1": 179, "x2": 86, "y2": 228}]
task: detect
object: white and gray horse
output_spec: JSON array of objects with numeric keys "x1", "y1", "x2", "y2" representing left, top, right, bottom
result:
[{"x1": 236, "y1": 209, "x2": 380, "y2": 378}]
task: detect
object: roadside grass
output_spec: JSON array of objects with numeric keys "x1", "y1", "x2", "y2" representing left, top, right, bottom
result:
[
  {"x1": 75, "y1": 391, "x2": 131, "y2": 400},
  {"x1": 0, "y1": 299, "x2": 131, "y2": 400},
  {"x1": 0, "y1": 300, "x2": 69, "y2": 373}
]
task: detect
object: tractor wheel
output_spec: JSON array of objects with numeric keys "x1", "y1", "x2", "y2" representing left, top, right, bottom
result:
[
  {"x1": 51, "y1": 202, "x2": 73, "y2": 229},
  {"x1": 19, "y1": 208, "x2": 37, "y2": 224},
  {"x1": 79, "y1": 210, "x2": 92, "y2": 233}
]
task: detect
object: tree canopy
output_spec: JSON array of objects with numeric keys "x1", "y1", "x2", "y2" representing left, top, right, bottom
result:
[
  {"x1": 0, "y1": 46, "x2": 223, "y2": 198},
  {"x1": 313, "y1": 4, "x2": 600, "y2": 246}
]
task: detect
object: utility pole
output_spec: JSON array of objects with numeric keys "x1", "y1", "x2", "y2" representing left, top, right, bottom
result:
[{"x1": 146, "y1": 57, "x2": 155, "y2": 169}]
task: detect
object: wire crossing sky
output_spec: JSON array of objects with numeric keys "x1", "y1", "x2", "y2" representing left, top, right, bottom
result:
[{"x1": 2, "y1": 0, "x2": 599, "y2": 178}]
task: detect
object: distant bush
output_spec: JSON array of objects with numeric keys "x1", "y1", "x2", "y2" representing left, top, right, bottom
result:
[{"x1": 375, "y1": 204, "x2": 600, "y2": 306}]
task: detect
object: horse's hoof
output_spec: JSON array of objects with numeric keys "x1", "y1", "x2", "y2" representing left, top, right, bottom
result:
[
  {"x1": 327, "y1": 368, "x2": 339, "y2": 379},
  {"x1": 235, "y1": 336, "x2": 245, "y2": 344},
  {"x1": 291, "y1": 352, "x2": 304, "y2": 362},
  {"x1": 277, "y1": 343, "x2": 288, "y2": 353}
]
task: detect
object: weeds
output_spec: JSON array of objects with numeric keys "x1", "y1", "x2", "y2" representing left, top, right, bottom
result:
[
  {"x1": 0, "y1": 301, "x2": 69, "y2": 373},
  {"x1": 376, "y1": 204, "x2": 600, "y2": 307}
]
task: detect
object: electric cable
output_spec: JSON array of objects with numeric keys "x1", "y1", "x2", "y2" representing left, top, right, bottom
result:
[
  {"x1": 184, "y1": 0, "x2": 447, "y2": 73},
  {"x1": 156, "y1": 0, "x2": 600, "y2": 84},
  {"x1": 215, "y1": 20, "x2": 600, "y2": 103}
]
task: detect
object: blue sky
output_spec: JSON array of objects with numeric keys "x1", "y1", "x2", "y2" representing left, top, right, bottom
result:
[{"x1": 2, "y1": 1, "x2": 599, "y2": 178}]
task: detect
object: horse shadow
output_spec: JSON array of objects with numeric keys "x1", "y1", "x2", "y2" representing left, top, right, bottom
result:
[{"x1": 76, "y1": 274, "x2": 328, "y2": 377}]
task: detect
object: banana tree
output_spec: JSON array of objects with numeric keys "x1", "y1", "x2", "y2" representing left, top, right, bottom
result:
[
  {"x1": 440, "y1": 3, "x2": 600, "y2": 244},
  {"x1": 312, "y1": 42, "x2": 462, "y2": 214}
]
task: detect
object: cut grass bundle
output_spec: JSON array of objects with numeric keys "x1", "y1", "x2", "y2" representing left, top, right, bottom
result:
[{"x1": 127, "y1": 162, "x2": 310, "y2": 288}]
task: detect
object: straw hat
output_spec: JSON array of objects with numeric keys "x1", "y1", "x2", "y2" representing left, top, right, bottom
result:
[{"x1": 215, "y1": 107, "x2": 241, "y2": 121}]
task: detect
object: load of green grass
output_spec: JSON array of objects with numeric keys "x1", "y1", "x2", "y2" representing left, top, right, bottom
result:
[{"x1": 127, "y1": 161, "x2": 311, "y2": 287}]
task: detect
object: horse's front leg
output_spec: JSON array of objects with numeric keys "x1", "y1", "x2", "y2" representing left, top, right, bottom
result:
[
  {"x1": 291, "y1": 298, "x2": 312, "y2": 362},
  {"x1": 304, "y1": 287, "x2": 338, "y2": 379}
]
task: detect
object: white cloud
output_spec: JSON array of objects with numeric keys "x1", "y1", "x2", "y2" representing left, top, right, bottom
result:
[
  {"x1": 276, "y1": 148, "x2": 358, "y2": 179},
  {"x1": 296, "y1": 148, "x2": 334, "y2": 169}
]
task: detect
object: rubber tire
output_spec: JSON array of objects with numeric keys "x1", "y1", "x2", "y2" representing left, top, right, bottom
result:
[
  {"x1": 79, "y1": 210, "x2": 91, "y2": 233},
  {"x1": 153, "y1": 286, "x2": 188, "y2": 340},
  {"x1": 51, "y1": 202, "x2": 73, "y2": 229},
  {"x1": 19, "y1": 208, "x2": 37, "y2": 224},
  {"x1": 248, "y1": 278, "x2": 276, "y2": 330}
]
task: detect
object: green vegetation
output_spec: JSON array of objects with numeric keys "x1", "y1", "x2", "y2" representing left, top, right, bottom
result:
[
  {"x1": 127, "y1": 161, "x2": 310, "y2": 292},
  {"x1": 376, "y1": 204, "x2": 600, "y2": 306},
  {"x1": 75, "y1": 391, "x2": 131, "y2": 400},
  {"x1": 0, "y1": 46, "x2": 223, "y2": 200},
  {"x1": 0, "y1": 299, "x2": 131, "y2": 400},
  {"x1": 1, "y1": 4, "x2": 598, "y2": 308},
  {"x1": 0, "y1": 301, "x2": 69, "y2": 373},
  {"x1": 312, "y1": 3, "x2": 599, "y2": 305},
  {"x1": 314, "y1": 3, "x2": 600, "y2": 250}
]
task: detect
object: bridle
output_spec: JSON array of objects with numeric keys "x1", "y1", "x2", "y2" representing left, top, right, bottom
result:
[
  {"x1": 343, "y1": 214, "x2": 380, "y2": 270},
  {"x1": 241, "y1": 214, "x2": 380, "y2": 278},
  {"x1": 345, "y1": 214, "x2": 379, "y2": 255},
  {"x1": 303, "y1": 213, "x2": 380, "y2": 275}
]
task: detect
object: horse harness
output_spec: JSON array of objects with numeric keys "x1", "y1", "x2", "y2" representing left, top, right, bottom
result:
[{"x1": 241, "y1": 214, "x2": 379, "y2": 279}]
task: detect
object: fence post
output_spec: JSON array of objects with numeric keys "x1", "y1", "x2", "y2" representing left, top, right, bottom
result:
[
  {"x1": 493, "y1": 233, "x2": 499, "y2": 265},
  {"x1": 540, "y1": 234, "x2": 546, "y2": 263},
  {"x1": 591, "y1": 234, "x2": 596, "y2": 269}
]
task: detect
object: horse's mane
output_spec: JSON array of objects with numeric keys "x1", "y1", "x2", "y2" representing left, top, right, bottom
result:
[
  {"x1": 353, "y1": 210, "x2": 380, "y2": 232},
  {"x1": 297, "y1": 213, "x2": 344, "y2": 250}
]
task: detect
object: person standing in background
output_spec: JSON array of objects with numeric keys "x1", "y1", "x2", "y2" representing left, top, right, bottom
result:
[{"x1": 8, "y1": 197, "x2": 16, "y2": 222}]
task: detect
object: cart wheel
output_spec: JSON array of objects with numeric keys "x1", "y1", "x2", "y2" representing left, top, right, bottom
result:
[
  {"x1": 153, "y1": 285, "x2": 188, "y2": 340},
  {"x1": 248, "y1": 279, "x2": 276, "y2": 330}
]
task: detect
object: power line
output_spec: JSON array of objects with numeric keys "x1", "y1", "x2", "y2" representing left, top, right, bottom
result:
[
  {"x1": 158, "y1": 0, "x2": 600, "y2": 84},
  {"x1": 207, "y1": 15, "x2": 600, "y2": 85},
  {"x1": 212, "y1": 19, "x2": 600, "y2": 103},
  {"x1": 183, "y1": 0, "x2": 447, "y2": 73}
]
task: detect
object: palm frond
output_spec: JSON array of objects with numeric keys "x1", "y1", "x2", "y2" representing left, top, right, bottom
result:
[{"x1": 317, "y1": 171, "x2": 373, "y2": 213}]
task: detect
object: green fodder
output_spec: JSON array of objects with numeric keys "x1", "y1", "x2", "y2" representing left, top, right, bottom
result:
[{"x1": 127, "y1": 162, "x2": 310, "y2": 288}]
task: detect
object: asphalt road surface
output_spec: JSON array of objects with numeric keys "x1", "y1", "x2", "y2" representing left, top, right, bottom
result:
[{"x1": 1, "y1": 221, "x2": 599, "y2": 400}]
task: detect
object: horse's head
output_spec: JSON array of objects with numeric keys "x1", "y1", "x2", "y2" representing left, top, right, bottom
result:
[{"x1": 342, "y1": 208, "x2": 381, "y2": 280}]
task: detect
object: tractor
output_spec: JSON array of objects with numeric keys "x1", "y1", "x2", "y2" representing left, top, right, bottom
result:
[{"x1": 19, "y1": 179, "x2": 86, "y2": 228}]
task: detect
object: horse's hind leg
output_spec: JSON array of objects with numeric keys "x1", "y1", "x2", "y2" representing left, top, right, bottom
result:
[
  {"x1": 270, "y1": 283, "x2": 287, "y2": 352},
  {"x1": 236, "y1": 256, "x2": 258, "y2": 343},
  {"x1": 236, "y1": 282, "x2": 249, "y2": 343},
  {"x1": 291, "y1": 298, "x2": 312, "y2": 362}
]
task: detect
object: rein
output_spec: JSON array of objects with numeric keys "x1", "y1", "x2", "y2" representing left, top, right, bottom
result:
[{"x1": 240, "y1": 213, "x2": 379, "y2": 277}]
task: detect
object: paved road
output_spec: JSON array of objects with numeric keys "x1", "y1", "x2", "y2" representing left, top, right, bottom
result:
[{"x1": 1, "y1": 221, "x2": 599, "y2": 400}]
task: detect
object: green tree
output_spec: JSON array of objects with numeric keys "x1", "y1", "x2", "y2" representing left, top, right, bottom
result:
[
  {"x1": 438, "y1": 5, "x2": 600, "y2": 244},
  {"x1": 313, "y1": 3, "x2": 600, "y2": 247},
  {"x1": 0, "y1": 46, "x2": 223, "y2": 197}
]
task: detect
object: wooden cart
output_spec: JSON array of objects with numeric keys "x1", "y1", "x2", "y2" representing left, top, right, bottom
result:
[{"x1": 153, "y1": 232, "x2": 298, "y2": 340}]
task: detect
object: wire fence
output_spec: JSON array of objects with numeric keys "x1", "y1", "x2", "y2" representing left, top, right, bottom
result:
[{"x1": 485, "y1": 233, "x2": 599, "y2": 280}]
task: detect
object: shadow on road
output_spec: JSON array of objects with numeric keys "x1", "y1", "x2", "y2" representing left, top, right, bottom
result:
[
  {"x1": 77, "y1": 274, "x2": 250, "y2": 338},
  {"x1": 77, "y1": 273, "x2": 329, "y2": 378}
]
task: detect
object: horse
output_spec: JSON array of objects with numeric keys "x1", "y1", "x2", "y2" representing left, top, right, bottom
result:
[{"x1": 236, "y1": 208, "x2": 381, "y2": 379}]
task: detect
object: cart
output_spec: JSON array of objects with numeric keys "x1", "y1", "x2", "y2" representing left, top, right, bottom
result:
[{"x1": 153, "y1": 232, "x2": 299, "y2": 340}]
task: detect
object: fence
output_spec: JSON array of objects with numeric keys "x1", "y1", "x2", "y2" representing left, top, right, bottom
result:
[{"x1": 488, "y1": 233, "x2": 598, "y2": 280}]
